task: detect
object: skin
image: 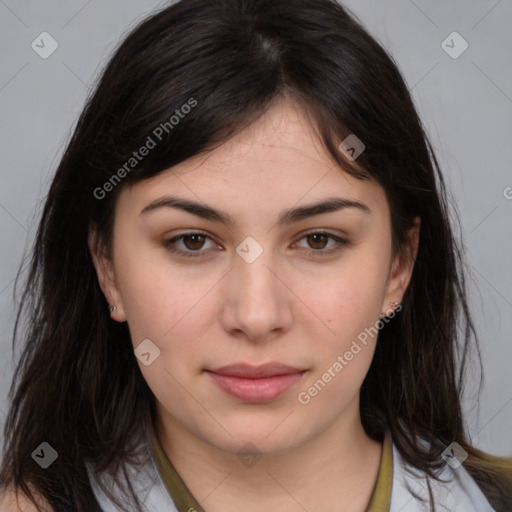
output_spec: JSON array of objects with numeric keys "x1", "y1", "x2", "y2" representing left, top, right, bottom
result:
[{"x1": 90, "y1": 97, "x2": 420, "y2": 512}]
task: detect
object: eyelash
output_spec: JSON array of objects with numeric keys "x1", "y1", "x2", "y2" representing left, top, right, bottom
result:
[{"x1": 162, "y1": 230, "x2": 348, "y2": 259}]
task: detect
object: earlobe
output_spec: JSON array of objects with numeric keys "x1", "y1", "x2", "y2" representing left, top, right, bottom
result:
[{"x1": 87, "y1": 227, "x2": 127, "y2": 322}]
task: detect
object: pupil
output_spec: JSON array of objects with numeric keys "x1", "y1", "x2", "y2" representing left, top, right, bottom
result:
[
  {"x1": 310, "y1": 234, "x2": 326, "y2": 249},
  {"x1": 186, "y1": 234, "x2": 204, "y2": 249}
]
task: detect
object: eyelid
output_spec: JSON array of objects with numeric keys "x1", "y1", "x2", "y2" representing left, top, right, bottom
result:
[
  {"x1": 162, "y1": 229, "x2": 219, "y2": 257},
  {"x1": 293, "y1": 229, "x2": 348, "y2": 256}
]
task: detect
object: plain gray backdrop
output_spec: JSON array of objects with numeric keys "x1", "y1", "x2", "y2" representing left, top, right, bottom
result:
[{"x1": 1, "y1": 0, "x2": 511, "y2": 457}]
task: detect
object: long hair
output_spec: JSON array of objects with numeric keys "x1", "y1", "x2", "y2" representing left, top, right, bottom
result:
[{"x1": 1, "y1": 0, "x2": 511, "y2": 510}]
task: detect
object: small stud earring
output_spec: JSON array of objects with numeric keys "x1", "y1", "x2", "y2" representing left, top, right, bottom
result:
[
  {"x1": 379, "y1": 301, "x2": 402, "y2": 319},
  {"x1": 108, "y1": 305, "x2": 116, "y2": 314}
]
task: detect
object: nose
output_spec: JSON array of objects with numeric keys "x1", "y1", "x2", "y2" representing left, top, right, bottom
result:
[{"x1": 220, "y1": 243, "x2": 293, "y2": 344}]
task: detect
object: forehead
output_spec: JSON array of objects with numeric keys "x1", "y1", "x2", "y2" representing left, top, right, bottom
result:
[{"x1": 116, "y1": 99, "x2": 389, "y2": 221}]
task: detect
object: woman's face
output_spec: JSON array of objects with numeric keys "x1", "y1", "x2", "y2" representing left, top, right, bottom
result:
[{"x1": 91, "y1": 98, "x2": 418, "y2": 455}]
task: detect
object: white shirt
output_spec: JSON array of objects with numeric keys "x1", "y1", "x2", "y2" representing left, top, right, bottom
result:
[{"x1": 390, "y1": 442, "x2": 496, "y2": 511}]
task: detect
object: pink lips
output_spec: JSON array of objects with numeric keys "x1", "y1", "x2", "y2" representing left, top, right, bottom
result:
[{"x1": 205, "y1": 363, "x2": 306, "y2": 403}]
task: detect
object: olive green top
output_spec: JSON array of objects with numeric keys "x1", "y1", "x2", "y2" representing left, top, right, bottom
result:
[{"x1": 146, "y1": 418, "x2": 393, "y2": 512}]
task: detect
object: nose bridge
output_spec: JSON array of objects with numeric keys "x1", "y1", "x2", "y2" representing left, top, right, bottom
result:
[
  {"x1": 235, "y1": 234, "x2": 280, "y2": 305},
  {"x1": 223, "y1": 234, "x2": 290, "y2": 337}
]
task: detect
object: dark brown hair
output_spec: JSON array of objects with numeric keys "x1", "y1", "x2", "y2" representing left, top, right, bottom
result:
[{"x1": 1, "y1": 0, "x2": 511, "y2": 510}]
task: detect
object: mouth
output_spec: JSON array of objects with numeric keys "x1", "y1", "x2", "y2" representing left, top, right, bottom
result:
[{"x1": 205, "y1": 363, "x2": 307, "y2": 403}]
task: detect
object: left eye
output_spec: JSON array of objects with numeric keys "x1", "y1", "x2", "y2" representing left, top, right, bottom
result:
[
  {"x1": 163, "y1": 231, "x2": 347, "y2": 258},
  {"x1": 295, "y1": 232, "x2": 346, "y2": 254}
]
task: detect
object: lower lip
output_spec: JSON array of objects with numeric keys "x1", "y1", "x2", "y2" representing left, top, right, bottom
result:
[{"x1": 206, "y1": 371, "x2": 305, "y2": 403}]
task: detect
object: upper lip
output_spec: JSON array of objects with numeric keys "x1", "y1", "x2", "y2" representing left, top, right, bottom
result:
[{"x1": 208, "y1": 363, "x2": 304, "y2": 378}]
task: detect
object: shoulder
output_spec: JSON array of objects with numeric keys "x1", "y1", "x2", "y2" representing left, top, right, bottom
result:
[
  {"x1": 390, "y1": 441, "x2": 497, "y2": 512},
  {"x1": 0, "y1": 487, "x2": 53, "y2": 512}
]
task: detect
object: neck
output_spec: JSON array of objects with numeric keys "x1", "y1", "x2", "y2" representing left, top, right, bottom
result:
[{"x1": 155, "y1": 402, "x2": 383, "y2": 512}]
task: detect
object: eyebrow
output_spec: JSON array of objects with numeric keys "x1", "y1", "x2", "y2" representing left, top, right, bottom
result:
[{"x1": 139, "y1": 195, "x2": 371, "y2": 226}]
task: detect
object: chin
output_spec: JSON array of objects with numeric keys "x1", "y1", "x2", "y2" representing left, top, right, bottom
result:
[{"x1": 203, "y1": 418, "x2": 307, "y2": 456}]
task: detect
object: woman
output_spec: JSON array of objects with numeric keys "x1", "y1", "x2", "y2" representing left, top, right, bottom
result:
[{"x1": 1, "y1": 0, "x2": 511, "y2": 510}]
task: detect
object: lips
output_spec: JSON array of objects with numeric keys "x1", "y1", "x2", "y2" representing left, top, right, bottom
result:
[
  {"x1": 209, "y1": 362, "x2": 303, "y2": 378},
  {"x1": 205, "y1": 362, "x2": 306, "y2": 402}
]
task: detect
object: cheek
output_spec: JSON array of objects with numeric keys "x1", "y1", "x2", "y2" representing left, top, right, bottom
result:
[
  {"x1": 115, "y1": 257, "x2": 212, "y2": 404},
  {"x1": 296, "y1": 248, "x2": 390, "y2": 393},
  {"x1": 113, "y1": 249, "x2": 228, "y2": 436},
  {"x1": 114, "y1": 241, "x2": 221, "y2": 362},
  {"x1": 296, "y1": 271, "x2": 385, "y2": 413},
  {"x1": 316, "y1": 254, "x2": 390, "y2": 334}
]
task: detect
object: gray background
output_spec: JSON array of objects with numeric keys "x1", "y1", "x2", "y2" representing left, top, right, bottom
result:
[{"x1": 1, "y1": 0, "x2": 511, "y2": 456}]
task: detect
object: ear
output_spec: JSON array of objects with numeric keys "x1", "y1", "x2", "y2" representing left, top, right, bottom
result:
[
  {"x1": 382, "y1": 216, "x2": 420, "y2": 313},
  {"x1": 88, "y1": 226, "x2": 127, "y2": 322}
]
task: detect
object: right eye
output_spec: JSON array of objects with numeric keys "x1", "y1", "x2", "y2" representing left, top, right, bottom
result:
[{"x1": 162, "y1": 231, "x2": 220, "y2": 258}]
